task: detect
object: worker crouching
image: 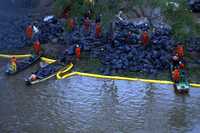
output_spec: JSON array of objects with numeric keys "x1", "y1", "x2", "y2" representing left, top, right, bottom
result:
[
  {"x1": 10, "y1": 56, "x2": 17, "y2": 72},
  {"x1": 29, "y1": 73, "x2": 37, "y2": 81}
]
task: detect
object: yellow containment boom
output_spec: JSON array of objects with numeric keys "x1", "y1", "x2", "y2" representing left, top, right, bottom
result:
[
  {"x1": 0, "y1": 54, "x2": 32, "y2": 58},
  {"x1": 57, "y1": 71, "x2": 200, "y2": 88},
  {"x1": 56, "y1": 63, "x2": 74, "y2": 79},
  {"x1": 40, "y1": 57, "x2": 56, "y2": 64},
  {"x1": 0, "y1": 53, "x2": 57, "y2": 64}
]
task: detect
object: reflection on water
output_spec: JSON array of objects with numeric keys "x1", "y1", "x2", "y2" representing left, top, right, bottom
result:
[{"x1": 0, "y1": 66, "x2": 200, "y2": 133}]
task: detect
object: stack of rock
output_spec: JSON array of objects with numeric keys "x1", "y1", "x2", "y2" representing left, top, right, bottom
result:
[
  {"x1": 0, "y1": 16, "x2": 32, "y2": 50},
  {"x1": 37, "y1": 17, "x2": 65, "y2": 44},
  {"x1": 95, "y1": 19, "x2": 175, "y2": 75},
  {"x1": 186, "y1": 37, "x2": 200, "y2": 52},
  {"x1": 65, "y1": 22, "x2": 103, "y2": 55}
]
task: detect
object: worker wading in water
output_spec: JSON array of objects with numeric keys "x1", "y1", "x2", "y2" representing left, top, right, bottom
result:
[
  {"x1": 75, "y1": 45, "x2": 81, "y2": 60},
  {"x1": 10, "y1": 56, "x2": 17, "y2": 72},
  {"x1": 33, "y1": 40, "x2": 41, "y2": 55}
]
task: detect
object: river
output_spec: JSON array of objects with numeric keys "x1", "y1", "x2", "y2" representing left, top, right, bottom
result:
[
  {"x1": 0, "y1": 60, "x2": 200, "y2": 133},
  {"x1": 1, "y1": 0, "x2": 200, "y2": 133}
]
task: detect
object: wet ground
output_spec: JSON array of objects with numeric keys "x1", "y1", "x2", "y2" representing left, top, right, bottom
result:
[{"x1": 0, "y1": 60, "x2": 200, "y2": 133}]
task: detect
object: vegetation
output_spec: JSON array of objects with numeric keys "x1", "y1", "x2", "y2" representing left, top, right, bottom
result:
[{"x1": 54, "y1": 0, "x2": 200, "y2": 40}]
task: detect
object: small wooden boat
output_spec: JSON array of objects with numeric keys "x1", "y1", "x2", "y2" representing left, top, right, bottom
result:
[
  {"x1": 170, "y1": 64, "x2": 190, "y2": 94},
  {"x1": 5, "y1": 55, "x2": 41, "y2": 75},
  {"x1": 25, "y1": 62, "x2": 66, "y2": 85}
]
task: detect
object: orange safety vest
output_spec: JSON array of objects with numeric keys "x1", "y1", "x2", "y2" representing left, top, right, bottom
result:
[
  {"x1": 33, "y1": 40, "x2": 41, "y2": 55},
  {"x1": 141, "y1": 31, "x2": 149, "y2": 46},
  {"x1": 172, "y1": 69, "x2": 180, "y2": 82},
  {"x1": 176, "y1": 45, "x2": 184, "y2": 58},
  {"x1": 75, "y1": 47, "x2": 81, "y2": 60},
  {"x1": 95, "y1": 23, "x2": 101, "y2": 38},
  {"x1": 26, "y1": 25, "x2": 33, "y2": 39}
]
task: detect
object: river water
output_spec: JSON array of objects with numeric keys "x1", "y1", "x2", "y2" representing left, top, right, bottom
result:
[
  {"x1": 1, "y1": 0, "x2": 200, "y2": 133},
  {"x1": 0, "y1": 61, "x2": 200, "y2": 133}
]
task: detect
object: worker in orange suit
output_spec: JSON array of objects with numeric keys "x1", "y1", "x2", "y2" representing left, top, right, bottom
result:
[
  {"x1": 141, "y1": 31, "x2": 149, "y2": 46},
  {"x1": 33, "y1": 40, "x2": 41, "y2": 55},
  {"x1": 176, "y1": 45, "x2": 184, "y2": 58},
  {"x1": 26, "y1": 25, "x2": 33, "y2": 39},
  {"x1": 172, "y1": 68, "x2": 180, "y2": 83},
  {"x1": 95, "y1": 22, "x2": 101, "y2": 38},
  {"x1": 10, "y1": 56, "x2": 17, "y2": 72},
  {"x1": 68, "y1": 18, "x2": 75, "y2": 31},
  {"x1": 75, "y1": 45, "x2": 81, "y2": 60}
]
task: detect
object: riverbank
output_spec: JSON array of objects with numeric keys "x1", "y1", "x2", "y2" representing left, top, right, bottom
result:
[{"x1": 1, "y1": 0, "x2": 200, "y2": 84}]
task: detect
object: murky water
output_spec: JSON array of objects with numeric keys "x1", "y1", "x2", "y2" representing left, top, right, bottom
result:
[{"x1": 0, "y1": 61, "x2": 200, "y2": 133}]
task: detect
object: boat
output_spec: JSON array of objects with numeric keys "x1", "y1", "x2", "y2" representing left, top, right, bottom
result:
[
  {"x1": 25, "y1": 62, "x2": 67, "y2": 85},
  {"x1": 170, "y1": 64, "x2": 190, "y2": 94},
  {"x1": 5, "y1": 55, "x2": 41, "y2": 75}
]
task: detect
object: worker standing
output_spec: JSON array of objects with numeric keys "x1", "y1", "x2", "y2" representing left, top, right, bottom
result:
[
  {"x1": 75, "y1": 45, "x2": 81, "y2": 60},
  {"x1": 83, "y1": 17, "x2": 90, "y2": 32},
  {"x1": 95, "y1": 22, "x2": 101, "y2": 38},
  {"x1": 68, "y1": 18, "x2": 75, "y2": 31},
  {"x1": 172, "y1": 68, "x2": 180, "y2": 83},
  {"x1": 141, "y1": 31, "x2": 149, "y2": 46},
  {"x1": 10, "y1": 56, "x2": 17, "y2": 72},
  {"x1": 26, "y1": 25, "x2": 33, "y2": 39},
  {"x1": 176, "y1": 45, "x2": 184, "y2": 58},
  {"x1": 33, "y1": 40, "x2": 41, "y2": 55}
]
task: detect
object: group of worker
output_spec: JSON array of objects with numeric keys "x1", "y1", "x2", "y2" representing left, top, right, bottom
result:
[
  {"x1": 122, "y1": 29, "x2": 150, "y2": 47},
  {"x1": 172, "y1": 44, "x2": 185, "y2": 83},
  {"x1": 66, "y1": 10, "x2": 103, "y2": 60},
  {"x1": 9, "y1": 24, "x2": 42, "y2": 72},
  {"x1": 67, "y1": 11, "x2": 102, "y2": 38}
]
